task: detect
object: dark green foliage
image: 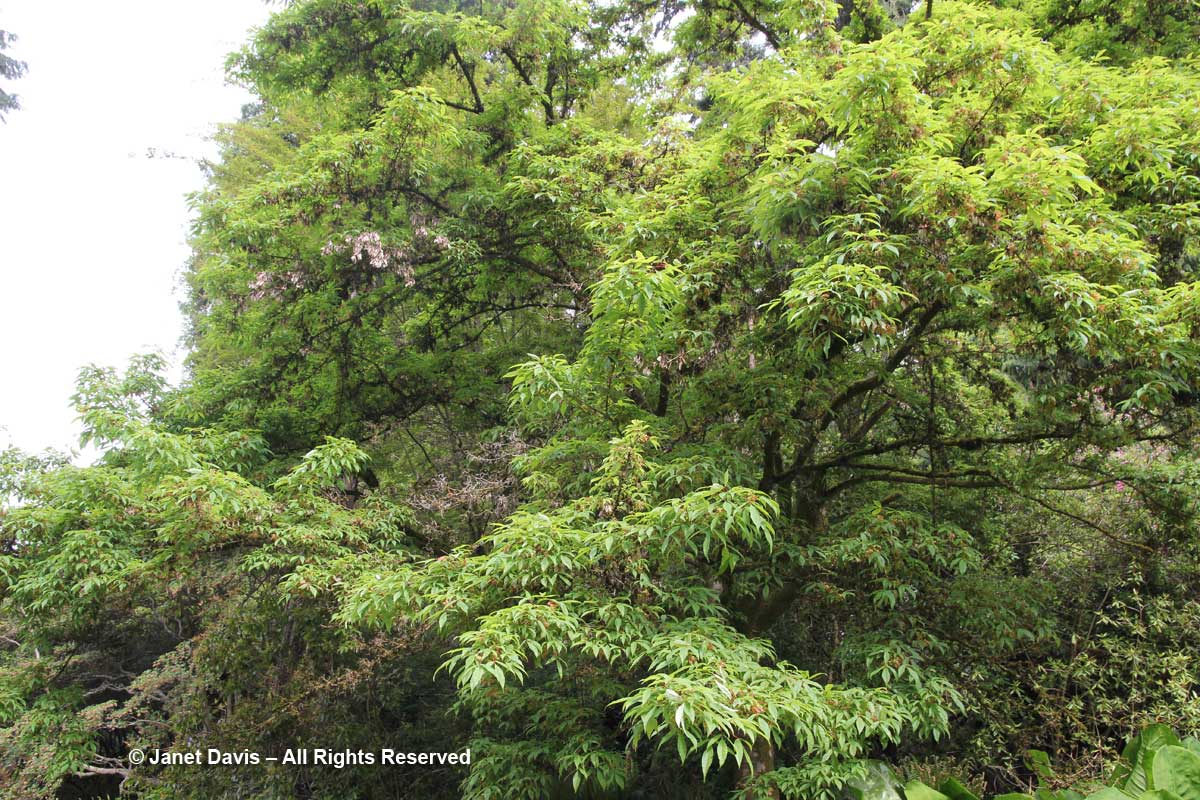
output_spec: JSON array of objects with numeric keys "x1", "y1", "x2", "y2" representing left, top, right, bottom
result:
[{"x1": 853, "y1": 726, "x2": 1200, "y2": 799}]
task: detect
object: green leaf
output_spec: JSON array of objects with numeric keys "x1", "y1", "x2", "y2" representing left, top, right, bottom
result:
[
  {"x1": 904, "y1": 780, "x2": 950, "y2": 800},
  {"x1": 1084, "y1": 790, "x2": 1135, "y2": 800},
  {"x1": 847, "y1": 761, "x2": 903, "y2": 800},
  {"x1": 938, "y1": 777, "x2": 980, "y2": 800},
  {"x1": 1150, "y1": 746, "x2": 1200, "y2": 800},
  {"x1": 1117, "y1": 727, "x2": 1183, "y2": 793}
]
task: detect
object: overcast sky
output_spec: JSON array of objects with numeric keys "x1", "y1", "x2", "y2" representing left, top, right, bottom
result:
[{"x1": 0, "y1": 1, "x2": 273, "y2": 456}]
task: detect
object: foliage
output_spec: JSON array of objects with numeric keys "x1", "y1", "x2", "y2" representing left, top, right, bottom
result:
[
  {"x1": 850, "y1": 725, "x2": 1200, "y2": 800},
  {"x1": 0, "y1": 360, "x2": 442, "y2": 799},
  {"x1": 2, "y1": 0, "x2": 1200, "y2": 798}
]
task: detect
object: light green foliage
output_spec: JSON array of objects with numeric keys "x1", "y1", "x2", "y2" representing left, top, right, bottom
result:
[
  {"x1": 1023, "y1": 0, "x2": 1200, "y2": 63},
  {"x1": 0, "y1": 361, "x2": 424, "y2": 798},
  {"x1": 3, "y1": 0, "x2": 1200, "y2": 797},
  {"x1": 333, "y1": 422, "x2": 884, "y2": 796}
]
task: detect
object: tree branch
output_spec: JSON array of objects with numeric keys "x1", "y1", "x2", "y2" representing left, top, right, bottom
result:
[
  {"x1": 449, "y1": 45, "x2": 485, "y2": 114},
  {"x1": 501, "y1": 47, "x2": 556, "y2": 124},
  {"x1": 723, "y1": 0, "x2": 782, "y2": 49},
  {"x1": 774, "y1": 302, "x2": 943, "y2": 487}
]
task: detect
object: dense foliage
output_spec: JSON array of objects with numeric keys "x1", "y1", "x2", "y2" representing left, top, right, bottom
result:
[
  {"x1": 2, "y1": 0, "x2": 1198, "y2": 798},
  {"x1": 850, "y1": 724, "x2": 1200, "y2": 800}
]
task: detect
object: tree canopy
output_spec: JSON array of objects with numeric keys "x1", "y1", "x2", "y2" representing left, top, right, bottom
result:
[{"x1": 2, "y1": 1, "x2": 1199, "y2": 798}]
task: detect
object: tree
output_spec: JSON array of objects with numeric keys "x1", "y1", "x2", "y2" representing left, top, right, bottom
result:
[
  {"x1": 1026, "y1": 0, "x2": 1200, "y2": 63},
  {"x1": 2, "y1": 0, "x2": 1199, "y2": 798},
  {"x1": 0, "y1": 358, "x2": 455, "y2": 799},
  {"x1": 326, "y1": 5, "x2": 1200, "y2": 794}
]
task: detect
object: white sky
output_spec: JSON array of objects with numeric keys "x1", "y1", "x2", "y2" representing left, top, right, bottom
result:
[{"x1": 0, "y1": 0, "x2": 273, "y2": 456}]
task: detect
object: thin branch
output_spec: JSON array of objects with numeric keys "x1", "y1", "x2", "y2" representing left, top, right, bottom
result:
[
  {"x1": 827, "y1": 471, "x2": 999, "y2": 494},
  {"x1": 775, "y1": 302, "x2": 943, "y2": 487},
  {"x1": 501, "y1": 47, "x2": 556, "y2": 124},
  {"x1": 75, "y1": 765, "x2": 130, "y2": 779},
  {"x1": 724, "y1": 0, "x2": 782, "y2": 49},
  {"x1": 805, "y1": 423, "x2": 1082, "y2": 473},
  {"x1": 448, "y1": 45, "x2": 485, "y2": 114},
  {"x1": 1006, "y1": 485, "x2": 1155, "y2": 554}
]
